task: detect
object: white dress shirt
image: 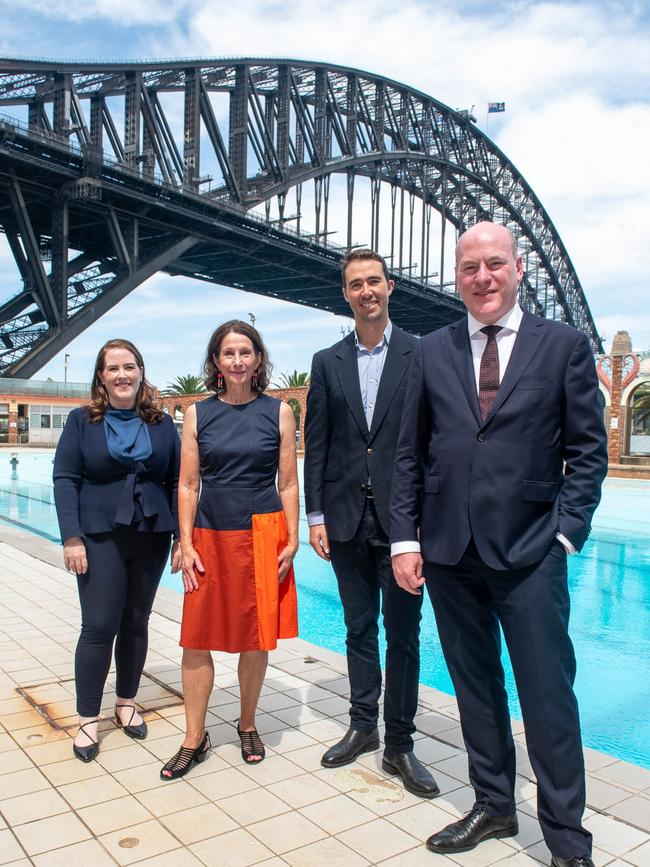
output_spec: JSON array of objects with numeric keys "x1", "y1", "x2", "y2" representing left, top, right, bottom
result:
[
  {"x1": 468, "y1": 302, "x2": 522, "y2": 391},
  {"x1": 391, "y1": 304, "x2": 575, "y2": 557}
]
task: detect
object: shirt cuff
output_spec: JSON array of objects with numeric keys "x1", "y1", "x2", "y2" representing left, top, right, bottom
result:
[
  {"x1": 307, "y1": 512, "x2": 325, "y2": 527},
  {"x1": 391, "y1": 541, "x2": 421, "y2": 556},
  {"x1": 556, "y1": 532, "x2": 576, "y2": 555}
]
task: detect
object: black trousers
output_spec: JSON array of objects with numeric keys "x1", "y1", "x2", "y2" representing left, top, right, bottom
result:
[
  {"x1": 75, "y1": 527, "x2": 170, "y2": 717},
  {"x1": 329, "y1": 498, "x2": 423, "y2": 754},
  {"x1": 425, "y1": 539, "x2": 591, "y2": 858}
]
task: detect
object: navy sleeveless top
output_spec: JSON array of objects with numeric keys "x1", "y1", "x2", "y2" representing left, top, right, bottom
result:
[{"x1": 195, "y1": 394, "x2": 282, "y2": 531}]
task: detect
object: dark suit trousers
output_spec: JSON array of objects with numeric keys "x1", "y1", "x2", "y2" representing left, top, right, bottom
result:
[
  {"x1": 75, "y1": 527, "x2": 170, "y2": 716},
  {"x1": 425, "y1": 540, "x2": 591, "y2": 858},
  {"x1": 329, "y1": 499, "x2": 423, "y2": 754}
]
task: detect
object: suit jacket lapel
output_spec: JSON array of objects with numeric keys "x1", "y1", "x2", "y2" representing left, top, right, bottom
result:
[
  {"x1": 335, "y1": 334, "x2": 369, "y2": 438},
  {"x1": 368, "y1": 328, "x2": 412, "y2": 440},
  {"x1": 484, "y1": 311, "x2": 546, "y2": 422},
  {"x1": 446, "y1": 317, "x2": 482, "y2": 427}
]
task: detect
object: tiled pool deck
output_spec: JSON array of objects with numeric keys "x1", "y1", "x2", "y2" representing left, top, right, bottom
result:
[{"x1": 1, "y1": 528, "x2": 649, "y2": 867}]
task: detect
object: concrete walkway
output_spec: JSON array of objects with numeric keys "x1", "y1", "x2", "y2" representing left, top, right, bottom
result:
[{"x1": 1, "y1": 531, "x2": 649, "y2": 866}]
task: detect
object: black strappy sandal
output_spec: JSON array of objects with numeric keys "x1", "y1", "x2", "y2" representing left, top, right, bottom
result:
[
  {"x1": 115, "y1": 703, "x2": 147, "y2": 740},
  {"x1": 160, "y1": 731, "x2": 211, "y2": 781},
  {"x1": 237, "y1": 723, "x2": 266, "y2": 764},
  {"x1": 73, "y1": 720, "x2": 99, "y2": 763}
]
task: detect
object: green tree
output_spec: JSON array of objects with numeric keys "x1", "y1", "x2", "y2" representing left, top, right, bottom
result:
[
  {"x1": 162, "y1": 374, "x2": 207, "y2": 396},
  {"x1": 274, "y1": 370, "x2": 310, "y2": 388}
]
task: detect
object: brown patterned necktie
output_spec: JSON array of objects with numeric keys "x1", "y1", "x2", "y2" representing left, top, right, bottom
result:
[{"x1": 478, "y1": 325, "x2": 503, "y2": 420}]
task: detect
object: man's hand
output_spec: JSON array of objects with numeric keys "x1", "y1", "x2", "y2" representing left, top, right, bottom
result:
[
  {"x1": 391, "y1": 552, "x2": 425, "y2": 595},
  {"x1": 309, "y1": 524, "x2": 330, "y2": 561}
]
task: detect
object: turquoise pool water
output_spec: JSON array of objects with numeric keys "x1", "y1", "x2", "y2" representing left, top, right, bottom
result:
[{"x1": 1, "y1": 449, "x2": 649, "y2": 769}]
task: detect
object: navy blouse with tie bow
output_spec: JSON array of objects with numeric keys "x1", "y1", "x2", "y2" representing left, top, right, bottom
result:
[{"x1": 53, "y1": 406, "x2": 180, "y2": 542}]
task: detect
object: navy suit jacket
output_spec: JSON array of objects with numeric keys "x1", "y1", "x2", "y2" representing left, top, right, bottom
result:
[
  {"x1": 390, "y1": 311, "x2": 608, "y2": 570},
  {"x1": 304, "y1": 326, "x2": 417, "y2": 541},
  {"x1": 53, "y1": 407, "x2": 180, "y2": 542}
]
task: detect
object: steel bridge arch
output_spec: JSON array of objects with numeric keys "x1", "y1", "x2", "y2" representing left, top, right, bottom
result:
[
  {"x1": 254, "y1": 148, "x2": 577, "y2": 321},
  {"x1": 0, "y1": 56, "x2": 602, "y2": 377}
]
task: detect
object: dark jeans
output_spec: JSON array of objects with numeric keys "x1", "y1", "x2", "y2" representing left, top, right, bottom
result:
[
  {"x1": 425, "y1": 539, "x2": 591, "y2": 858},
  {"x1": 329, "y1": 499, "x2": 422, "y2": 754},
  {"x1": 75, "y1": 527, "x2": 170, "y2": 717}
]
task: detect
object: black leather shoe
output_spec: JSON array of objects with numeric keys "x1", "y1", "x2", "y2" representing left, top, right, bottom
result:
[
  {"x1": 321, "y1": 728, "x2": 380, "y2": 768},
  {"x1": 72, "y1": 720, "x2": 99, "y2": 763},
  {"x1": 382, "y1": 751, "x2": 440, "y2": 799},
  {"x1": 115, "y1": 704, "x2": 147, "y2": 740},
  {"x1": 551, "y1": 857, "x2": 594, "y2": 867},
  {"x1": 426, "y1": 806, "x2": 518, "y2": 853}
]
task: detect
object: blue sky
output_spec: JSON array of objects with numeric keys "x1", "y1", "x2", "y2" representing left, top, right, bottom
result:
[{"x1": 1, "y1": 0, "x2": 649, "y2": 388}]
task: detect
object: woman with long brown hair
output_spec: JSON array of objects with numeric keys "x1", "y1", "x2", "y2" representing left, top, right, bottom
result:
[
  {"x1": 160, "y1": 320, "x2": 299, "y2": 779},
  {"x1": 54, "y1": 338, "x2": 181, "y2": 762}
]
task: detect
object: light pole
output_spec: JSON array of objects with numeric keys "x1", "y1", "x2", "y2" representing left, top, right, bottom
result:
[
  {"x1": 248, "y1": 313, "x2": 256, "y2": 328},
  {"x1": 64, "y1": 354, "x2": 70, "y2": 384}
]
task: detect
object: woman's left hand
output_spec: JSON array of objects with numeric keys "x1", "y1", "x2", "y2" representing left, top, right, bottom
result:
[
  {"x1": 278, "y1": 543, "x2": 298, "y2": 583},
  {"x1": 170, "y1": 540, "x2": 182, "y2": 573}
]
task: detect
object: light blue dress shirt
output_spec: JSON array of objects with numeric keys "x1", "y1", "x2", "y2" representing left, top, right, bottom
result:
[
  {"x1": 307, "y1": 322, "x2": 393, "y2": 527},
  {"x1": 357, "y1": 321, "x2": 393, "y2": 429}
]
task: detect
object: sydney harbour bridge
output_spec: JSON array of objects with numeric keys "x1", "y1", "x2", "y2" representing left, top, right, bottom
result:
[{"x1": 0, "y1": 57, "x2": 602, "y2": 377}]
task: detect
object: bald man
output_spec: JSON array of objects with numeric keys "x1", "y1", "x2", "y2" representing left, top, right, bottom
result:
[{"x1": 390, "y1": 223, "x2": 607, "y2": 865}]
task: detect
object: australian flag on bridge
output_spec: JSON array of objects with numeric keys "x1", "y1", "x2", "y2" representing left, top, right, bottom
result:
[{"x1": 488, "y1": 102, "x2": 506, "y2": 113}]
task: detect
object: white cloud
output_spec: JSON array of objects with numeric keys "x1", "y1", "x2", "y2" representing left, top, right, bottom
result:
[{"x1": 5, "y1": 0, "x2": 192, "y2": 25}]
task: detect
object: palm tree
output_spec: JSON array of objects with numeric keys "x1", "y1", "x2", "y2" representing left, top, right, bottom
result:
[
  {"x1": 162, "y1": 374, "x2": 207, "y2": 396},
  {"x1": 273, "y1": 370, "x2": 310, "y2": 388}
]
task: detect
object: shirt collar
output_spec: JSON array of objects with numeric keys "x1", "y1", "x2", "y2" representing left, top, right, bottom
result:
[
  {"x1": 467, "y1": 303, "x2": 523, "y2": 339},
  {"x1": 354, "y1": 320, "x2": 393, "y2": 351}
]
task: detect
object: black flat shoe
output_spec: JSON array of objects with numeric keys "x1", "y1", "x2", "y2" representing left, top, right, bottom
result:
[
  {"x1": 426, "y1": 806, "x2": 518, "y2": 854},
  {"x1": 115, "y1": 703, "x2": 147, "y2": 740},
  {"x1": 73, "y1": 720, "x2": 99, "y2": 763},
  {"x1": 321, "y1": 727, "x2": 380, "y2": 768},
  {"x1": 382, "y1": 751, "x2": 440, "y2": 799},
  {"x1": 237, "y1": 724, "x2": 266, "y2": 764},
  {"x1": 551, "y1": 857, "x2": 595, "y2": 867},
  {"x1": 160, "y1": 731, "x2": 211, "y2": 781}
]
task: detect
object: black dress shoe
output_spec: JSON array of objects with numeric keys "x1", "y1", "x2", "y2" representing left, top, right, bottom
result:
[
  {"x1": 551, "y1": 857, "x2": 594, "y2": 867},
  {"x1": 382, "y1": 751, "x2": 440, "y2": 799},
  {"x1": 321, "y1": 728, "x2": 380, "y2": 768},
  {"x1": 426, "y1": 806, "x2": 518, "y2": 854}
]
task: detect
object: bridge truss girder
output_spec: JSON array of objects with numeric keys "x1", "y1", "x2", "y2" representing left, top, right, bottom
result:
[{"x1": 0, "y1": 57, "x2": 601, "y2": 376}]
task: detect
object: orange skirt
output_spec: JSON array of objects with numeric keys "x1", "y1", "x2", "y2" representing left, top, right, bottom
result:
[{"x1": 180, "y1": 511, "x2": 298, "y2": 652}]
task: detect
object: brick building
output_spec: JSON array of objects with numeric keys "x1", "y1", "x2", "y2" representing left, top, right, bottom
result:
[
  {"x1": 0, "y1": 378, "x2": 90, "y2": 446},
  {"x1": 595, "y1": 331, "x2": 650, "y2": 478},
  {"x1": 0, "y1": 379, "x2": 308, "y2": 451}
]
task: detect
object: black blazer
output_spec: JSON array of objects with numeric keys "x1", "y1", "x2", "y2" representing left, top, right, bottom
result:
[
  {"x1": 53, "y1": 407, "x2": 180, "y2": 542},
  {"x1": 390, "y1": 311, "x2": 608, "y2": 569},
  {"x1": 304, "y1": 326, "x2": 417, "y2": 541}
]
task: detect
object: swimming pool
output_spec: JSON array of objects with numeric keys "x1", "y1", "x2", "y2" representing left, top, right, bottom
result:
[{"x1": 1, "y1": 448, "x2": 649, "y2": 769}]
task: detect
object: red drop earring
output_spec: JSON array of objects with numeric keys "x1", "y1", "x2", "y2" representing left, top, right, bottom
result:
[{"x1": 216, "y1": 371, "x2": 224, "y2": 393}]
